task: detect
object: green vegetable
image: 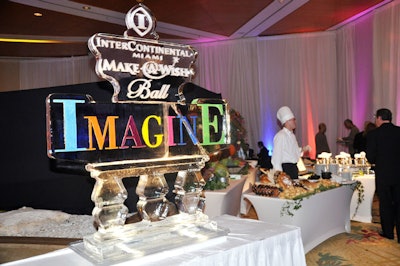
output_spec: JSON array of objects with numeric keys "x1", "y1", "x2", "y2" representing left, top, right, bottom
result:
[{"x1": 213, "y1": 163, "x2": 229, "y2": 178}]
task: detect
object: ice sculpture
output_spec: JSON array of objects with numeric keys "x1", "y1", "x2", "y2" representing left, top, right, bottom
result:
[{"x1": 46, "y1": 2, "x2": 230, "y2": 264}]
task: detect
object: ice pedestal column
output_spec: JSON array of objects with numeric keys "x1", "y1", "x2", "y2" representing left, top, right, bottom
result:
[
  {"x1": 72, "y1": 167, "x2": 227, "y2": 264},
  {"x1": 88, "y1": 167, "x2": 207, "y2": 228},
  {"x1": 135, "y1": 170, "x2": 207, "y2": 220},
  {"x1": 174, "y1": 170, "x2": 206, "y2": 214},
  {"x1": 90, "y1": 170, "x2": 129, "y2": 233},
  {"x1": 136, "y1": 172, "x2": 170, "y2": 221}
]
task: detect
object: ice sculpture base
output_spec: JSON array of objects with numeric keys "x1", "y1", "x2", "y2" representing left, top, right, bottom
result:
[{"x1": 69, "y1": 213, "x2": 229, "y2": 265}]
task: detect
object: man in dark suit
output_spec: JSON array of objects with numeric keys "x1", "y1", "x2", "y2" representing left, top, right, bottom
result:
[
  {"x1": 257, "y1": 141, "x2": 272, "y2": 169},
  {"x1": 366, "y1": 108, "x2": 400, "y2": 243}
]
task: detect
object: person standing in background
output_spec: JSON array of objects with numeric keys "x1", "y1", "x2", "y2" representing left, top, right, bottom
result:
[
  {"x1": 337, "y1": 119, "x2": 359, "y2": 157},
  {"x1": 244, "y1": 143, "x2": 255, "y2": 160},
  {"x1": 366, "y1": 108, "x2": 400, "y2": 243},
  {"x1": 236, "y1": 141, "x2": 247, "y2": 160},
  {"x1": 353, "y1": 121, "x2": 376, "y2": 153},
  {"x1": 271, "y1": 106, "x2": 311, "y2": 179},
  {"x1": 257, "y1": 141, "x2": 272, "y2": 169},
  {"x1": 315, "y1": 123, "x2": 330, "y2": 156}
]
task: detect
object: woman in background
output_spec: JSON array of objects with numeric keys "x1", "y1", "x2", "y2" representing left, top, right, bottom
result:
[{"x1": 354, "y1": 121, "x2": 376, "y2": 153}]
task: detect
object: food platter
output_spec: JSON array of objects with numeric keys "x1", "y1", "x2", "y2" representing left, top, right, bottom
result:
[{"x1": 252, "y1": 170, "x2": 341, "y2": 200}]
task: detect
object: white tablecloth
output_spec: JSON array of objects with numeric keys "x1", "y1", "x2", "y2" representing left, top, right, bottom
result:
[
  {"x1": 350, "y1": 174, "x2": 375, "y2": 223},
  {"x1": 204, "y1": 176, "x2": 247, "y2": 218},
  {"x1": 241, "y1": 166, "x2": 257, "y2": 194},
  {"x1": 244, "y1": 185, "x2": 354, "y2": 253},
  {"x1": 240, "y1": 167, "x2": 257, "y2": 215},
  {"x1": 3, "y1": 215, "x2": 306, "y2": 266}
]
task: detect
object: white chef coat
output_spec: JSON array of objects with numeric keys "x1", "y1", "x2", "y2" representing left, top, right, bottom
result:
[{"x1": 271, "y1": 127, "x2": 302, "y2": 171}]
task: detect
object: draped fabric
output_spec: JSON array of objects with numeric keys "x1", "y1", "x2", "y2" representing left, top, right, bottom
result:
[
  {"x1": 0, "y1": 56, "x2": 101, "y2": 91},
  {"x1": 336, "y1": 24, "x2": 358, "y2": 155},
  {"x1": 373, "y1": 2, "x2": 400, "y2": 123},
  {"x1": 193, "y1": 38, "x2": 262, "y2": 152},
  {"x1": 193, "y1": 33, "x2": 338, "y2": 158},
  {"x1": 1, "y1": 1, "x2": 400, "y2": 159},
  {"x1": 255, "y1": 33, "x2": 337, "y2": 158},
  {"x1": 193, "y1": 1, "x2": 400, "y2": 157}
]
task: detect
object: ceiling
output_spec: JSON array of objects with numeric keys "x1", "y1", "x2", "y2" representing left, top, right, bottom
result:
[{"x1": 0, "y1": 0, "x2": 392, "y2": 58}]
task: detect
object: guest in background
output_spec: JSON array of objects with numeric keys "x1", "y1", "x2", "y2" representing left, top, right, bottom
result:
[
  {"x1": 271, "y1": 106, "x2": 311, "y2": 179},
  {"x1": 337, "y1": 119, "x2": 359, "y2": 157},
  {"x1": 366, "y1": 108, "x2": 400, "y2": 243},
  {"x1": 244, "y1": 143, "x2": 255, "y2": 160},
  {"x1": 236, "y1": 141, "x2": 247, "y2": 160},
  {"x1": 353, "y1": 121, "x2": 376, "y2": 153},
  {"x1": 257, "y1": 141, "x2": 272, "y2": 169},
  {"x1": 315, "y1": 122, "x2": 330, "y2": 156}
]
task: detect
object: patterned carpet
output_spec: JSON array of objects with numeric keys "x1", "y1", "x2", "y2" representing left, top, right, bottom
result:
[
  {"x1": 305, "y1": 193, "x2": 400, "y2": 265},
  {"x1": 306, "y1": 222, "x2": 400, "y2": 265}
]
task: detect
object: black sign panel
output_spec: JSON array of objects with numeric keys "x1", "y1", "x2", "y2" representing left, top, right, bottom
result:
[{"x1": 47, "y1": 94, "x2": 229, "y2": 164}]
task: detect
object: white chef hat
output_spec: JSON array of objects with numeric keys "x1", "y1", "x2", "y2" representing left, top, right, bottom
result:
[{"x1": 277, "y1": 106, "x2": 295, "y2": 125}]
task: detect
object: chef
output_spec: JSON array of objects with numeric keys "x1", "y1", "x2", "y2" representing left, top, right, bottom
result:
[{"x1": 271, "y1": 106, "x2": 311, "y2": 179}]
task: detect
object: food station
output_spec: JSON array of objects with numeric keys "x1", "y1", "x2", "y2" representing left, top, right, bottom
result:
[
  {"x1": 243, "y1": 151, "x2": 373, "y2": 252},
  {"x1": 244, "y1": 183, "x2": 354, "y2": 253}
]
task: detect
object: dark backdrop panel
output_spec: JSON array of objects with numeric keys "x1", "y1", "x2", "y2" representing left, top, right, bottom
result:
[
  {"x1": 0, "y1": 81, "x2": 219, "y2": 215},
  {"x1": 0, "y1": 81, "x2": 145, "y2": 215}
]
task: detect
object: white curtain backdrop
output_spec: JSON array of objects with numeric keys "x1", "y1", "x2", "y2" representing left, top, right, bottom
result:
[
  {"x1": 373, "y1": 1, "x2": 400, "y2": 125},
  {"x1": 193, "y1": 32, "x2": 337, "y2": 158},
  {"x1": 193, "y1": 38, "x2": 261, "y2": 152},
  {"x1": 336, "y1": 24, "x2": 358, "y2": 155},
  {"x1": 255, "y1": 33, "x2": 337, "y2": 158},
  {"x1": 192, "y1": 1, "x2": 400, "y2": 157},
  {"x1": 0, "y1": 56, "x2": 100, "y2": 91},
  {"x1": 1, "y1": 1, "x2": 400, "y2": 159}
]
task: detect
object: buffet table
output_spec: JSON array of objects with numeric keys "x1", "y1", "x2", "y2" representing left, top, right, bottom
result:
[
  {"x1": 243, "y1": 185, "x2": 355, "y2": 253},
  {"x1": 350, "y1": 174, "x2": 375, "y2": 223},
  {"x1": 3, "y1": 215, "x2": 306, "y2": 266},
  {"x1": 204, "y1": 176, "x2": 247, "y2": 218}
]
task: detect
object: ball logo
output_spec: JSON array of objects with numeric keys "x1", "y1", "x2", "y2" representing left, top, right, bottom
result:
[{"x1": 125, "y1": 5, "x2": 155, "y2": 37}]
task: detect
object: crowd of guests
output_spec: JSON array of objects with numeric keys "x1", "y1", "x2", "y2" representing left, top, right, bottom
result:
[{"x1": 315, "y1": 119, "x2": 377, "y2": 158}]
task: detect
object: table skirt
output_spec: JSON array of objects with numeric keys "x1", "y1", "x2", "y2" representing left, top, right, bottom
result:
[{"x1": 244, "y1": 185, "x2": 354, "y2": 253}]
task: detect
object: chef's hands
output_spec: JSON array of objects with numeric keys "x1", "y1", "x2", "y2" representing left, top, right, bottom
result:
[{"x1": 302, "y1": 145, "x2": 312, "y2": 152}]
